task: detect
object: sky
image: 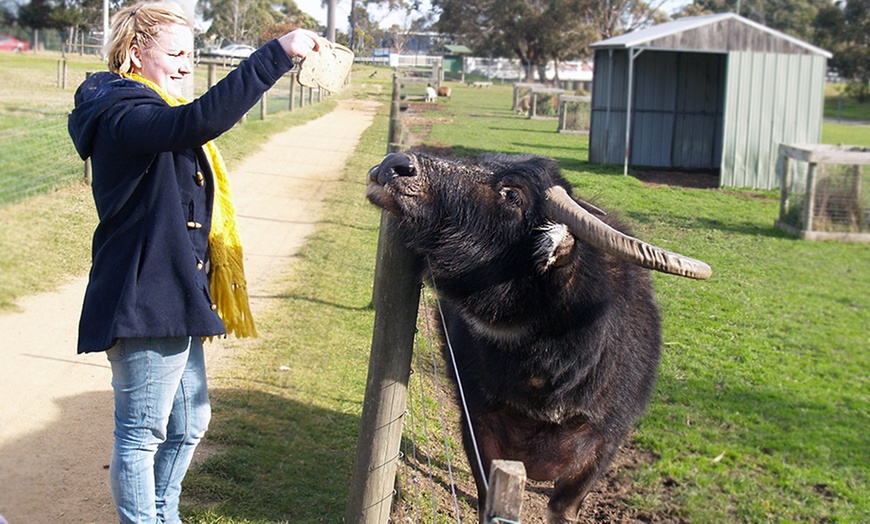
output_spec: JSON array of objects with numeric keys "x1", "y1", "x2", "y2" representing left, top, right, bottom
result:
[
  {"x1": 294, "y1": 0, "x2": 694, "y2": 32},
  {"x1": 294, "y1": 0, "x2": 416, "y2": 29}
]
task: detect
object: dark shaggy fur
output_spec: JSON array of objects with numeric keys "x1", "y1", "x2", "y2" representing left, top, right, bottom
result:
[{"x1": 367, "y1": 151, "x2": 661, "y2": 523}]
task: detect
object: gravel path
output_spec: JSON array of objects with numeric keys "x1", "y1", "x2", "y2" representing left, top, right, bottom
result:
[{"x1": 0, "y1": 99, "x2": 380, "y2": 523}]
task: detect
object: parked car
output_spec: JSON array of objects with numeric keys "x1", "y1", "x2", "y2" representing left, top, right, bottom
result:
[
  {"x1": 0, "y1": 35, "x2": 29, "y2": 52},
  {"x1": 205, "y1": 44, "x2": 255, "y2": 59}
]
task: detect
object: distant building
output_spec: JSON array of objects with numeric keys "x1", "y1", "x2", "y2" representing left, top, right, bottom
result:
[{"x1": 589, "y1": 13, "x2": 831, "y2": 189}]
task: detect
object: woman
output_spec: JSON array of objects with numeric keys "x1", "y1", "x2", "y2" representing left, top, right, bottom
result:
[{"x1": 67, "y1": 2, "x2": 320, "y2": 522}]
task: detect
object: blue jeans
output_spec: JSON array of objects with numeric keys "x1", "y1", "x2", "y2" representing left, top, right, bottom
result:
[{"x1": 107, "y1": 337, "x2": 211, "y2": 524}]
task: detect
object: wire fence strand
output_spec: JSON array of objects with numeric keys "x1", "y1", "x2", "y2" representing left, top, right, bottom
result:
[{"x1": 0, "y1": 103, "x2": 84, "y2": 207}]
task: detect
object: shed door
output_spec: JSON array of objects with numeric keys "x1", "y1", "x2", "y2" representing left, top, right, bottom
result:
[
  {"x1": 671, "y1": 53, "x2": 726, "y2": 169},
  {"x1": 630, "y1": 51, "x2": 725, "y2": 169}
]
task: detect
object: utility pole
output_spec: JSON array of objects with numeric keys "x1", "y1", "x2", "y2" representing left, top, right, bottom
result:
[
  {"x1": 102, "y1": 0, "x2": 108, "y2": 60},
  {"x1": 327, "y1": 0, "x2": 336, "y2": 42}
]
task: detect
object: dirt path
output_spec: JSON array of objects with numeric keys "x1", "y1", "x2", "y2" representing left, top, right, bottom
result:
[{"x1": 0, "y1": 99, "x2": 380, "y2": 524}]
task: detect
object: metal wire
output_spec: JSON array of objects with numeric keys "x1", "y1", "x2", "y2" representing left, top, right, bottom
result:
[
  {"x1": 426, "y1": 266, "x2": 490, "y2": 495},
  {"x1": 421, "y1": 284, "x2": 464, "y2": 523},
  {"x1": 0, "y1": 104, "x2": 84, "y2": 208}
]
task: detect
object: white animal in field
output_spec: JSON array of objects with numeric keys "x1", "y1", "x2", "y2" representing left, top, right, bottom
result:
[{"x1": 425, "y1": 85, "x2": 437, "y2": 102}]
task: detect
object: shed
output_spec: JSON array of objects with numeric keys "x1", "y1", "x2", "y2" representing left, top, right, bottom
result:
[
  {"x1": 443, "y1": 44, "x2": 472, "y2": 80},
  {"x1": 588, "y1": 13, "x2": 831, "y2": 189}
]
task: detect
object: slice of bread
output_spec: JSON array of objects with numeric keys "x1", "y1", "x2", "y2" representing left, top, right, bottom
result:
[{"x1": 298, "y1": 39, "x2": 354, "y2": 93}]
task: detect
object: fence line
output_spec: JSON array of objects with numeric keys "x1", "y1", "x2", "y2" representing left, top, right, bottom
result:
[
  {"x1": 0, "y1": 103, "x2": 83, "y2": 207},
  {"x1": 346, "y1": 76, "x2": 528, "y2": 522},
  {"x1": 0, "y1": 70, "x2": 328, "y2": 209}
]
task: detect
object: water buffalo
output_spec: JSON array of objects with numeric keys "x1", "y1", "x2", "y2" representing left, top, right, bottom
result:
[{"x1": 366, "y1": 151, "x2": 711, "y2": 523}]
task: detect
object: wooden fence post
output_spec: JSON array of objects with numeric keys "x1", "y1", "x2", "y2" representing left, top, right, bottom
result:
[
  {"x1": 387, "y1": 73, "x2": 402, "y2": 153},
  {"x1": 57, "y1": 59, "x2": 67, "y2": 89},
  {"x1": 344, "y1": 209, "x2": 422, "y2": 524},
  {"x1": 484, "y1": 460, "x2": 527, "y2": 523},
  {"x1": 260, "y1": 91, "x2": 267, "y2": 120},
  {"x1": 804, "y1": 162, "x2": 818, "y2": 232},
  {"x1": 289, "y1": 73, "x2": 296, "y2": 111},
  {"x1": 207, "y1": 63, "x2": 217, "y2": 89}
]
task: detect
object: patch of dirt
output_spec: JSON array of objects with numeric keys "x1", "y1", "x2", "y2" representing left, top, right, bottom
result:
[
  {"x1": 394, "y1": 428, "x2": 684, "y2": 523},
  {"x1": 400, "y1": 101, "x2": 455, "y2": 150},
  {"x1": 632, "y1": 170, "x2": 721, "y2": 190}
]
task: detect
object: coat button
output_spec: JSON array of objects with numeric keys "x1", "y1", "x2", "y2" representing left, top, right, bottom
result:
[
  {"x1": 210, "y1": 303, "x2": 218, "y2": 311},
  {"x1": 187, "y1": 221, "x2": 203, "y2": 229},
  {"x1": 197, "y1": 260, "x2": 204, "y2": 271},
  {"x1": 195, "y1": 172, "x2": 205, "y2": 186}
]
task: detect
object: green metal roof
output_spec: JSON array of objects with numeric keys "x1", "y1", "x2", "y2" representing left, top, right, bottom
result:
[{"x1": 444, "y1": 45, "x2": 472, "y2": 54}]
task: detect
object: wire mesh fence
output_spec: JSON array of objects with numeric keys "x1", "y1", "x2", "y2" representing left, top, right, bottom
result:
[
  {"x1": 0, "y1": 102, "x2": 84, "y2": 208},
  {"x1": 776, "y1": 144, "x2": 870, "y2": 241},
  {"x1": 0, "y1": 71, "x2": 326, "y2": 210},
  {"x1": 394, "y1": 289, "x2": 476, "y2": 523},
  {"x1": 558, "y1": 95, "x2": 592, "y2": 134}
]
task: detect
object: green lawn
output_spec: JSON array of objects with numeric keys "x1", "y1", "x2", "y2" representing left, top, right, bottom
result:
[
  {"x1": 179, "y1": 83, "x2": 869, "y2": 522},
  {"x1": 821, "y1": 120, "x2": 870, "y2": 146},
  {"x1": 825, "y1": 83, "x2": 870, "y2": 122},
  {"x1": 1, "y1": 60, "x2": 868, "y2": 522}
]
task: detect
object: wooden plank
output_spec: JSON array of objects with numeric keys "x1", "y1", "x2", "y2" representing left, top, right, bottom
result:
[
  {"x1": 344, "y1": 210, "x2": 422, "y2": 524},
  {"x1": 483, "y1": 460, "x2": 527, "y2": 523},
  {"x1": 780, "y1": 144, "x2": 870, "y2": 165}
]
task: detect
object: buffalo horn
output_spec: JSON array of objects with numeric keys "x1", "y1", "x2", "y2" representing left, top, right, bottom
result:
[{"x1": 545, "y1": 185, "x2": 712, "y2": 280}]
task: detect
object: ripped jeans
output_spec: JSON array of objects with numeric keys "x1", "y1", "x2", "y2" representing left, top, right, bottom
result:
[{"x1": 106, "y1": 337, "x2": 210, "y2": 524}]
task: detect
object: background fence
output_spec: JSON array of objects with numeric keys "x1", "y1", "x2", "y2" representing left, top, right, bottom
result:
[
  {"x1": 0, "y1": 65, "x2": 328, "y2": 209},
  {"x1": 0, "y1": 102, "x2": 83, "y2": 206},
  {"x1": 345, "y1": 74, "x2": 528, "y2": 523}
]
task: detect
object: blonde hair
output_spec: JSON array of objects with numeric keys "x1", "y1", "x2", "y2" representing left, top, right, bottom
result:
[{"x1": 105, "y1": 1, "x2": 191, "y2": 74}]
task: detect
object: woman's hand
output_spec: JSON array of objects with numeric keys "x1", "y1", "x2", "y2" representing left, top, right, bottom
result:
[{"x1": 278, "y1": 28, "x2": 321, "y2": 60}]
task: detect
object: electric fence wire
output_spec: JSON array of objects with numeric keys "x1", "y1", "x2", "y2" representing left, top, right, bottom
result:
[
  {"x1": 426, "y1": 273, "x2": 491, "y2": 496},
  {"x1": 411, "y1": 310, "x2": 439, "y2": 522},
  {"x1": 401, "y1": 364, "x2": 424, "y2": 522},
  {"x1": 420, "y1": 283, "x2": 464, "y2": 523}
]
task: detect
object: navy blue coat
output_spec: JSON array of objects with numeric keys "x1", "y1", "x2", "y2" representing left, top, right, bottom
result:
[{"x1": 68, "y1": 39, "x2": 294, "y2": 353}]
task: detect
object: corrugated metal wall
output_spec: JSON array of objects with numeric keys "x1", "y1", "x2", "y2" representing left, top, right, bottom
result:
[
  {"x1": 590, "y1": 50, "x2": 726, "y2": 170},
  {"x1": 631, "y1": 52, "x2": 725, "y2": 168},
  {"x1": 672, "y1": 53, "x2": 726, "y2": 169},
  {"x1": 589, "y1": 48, "x2": 826, "y2": 188},
  {"x1": 630, "y1": 52, "x2": 678, "y2": 167},
  {"x1": 589, "y1": 49, "x2": 628, "y2": 164},
  {"x1": 720, "y1": 52, "x2": 827, "y2": 188}
]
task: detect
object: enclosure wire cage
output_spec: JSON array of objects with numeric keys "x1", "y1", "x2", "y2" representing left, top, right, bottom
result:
[{"x1": 776, "y1": 145, "x2": 870, "y2": 242}]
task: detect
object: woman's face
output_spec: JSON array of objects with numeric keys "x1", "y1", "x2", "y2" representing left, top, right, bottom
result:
[{"x1": 131, "y1": 23, "x2": 194, "y2": 98}]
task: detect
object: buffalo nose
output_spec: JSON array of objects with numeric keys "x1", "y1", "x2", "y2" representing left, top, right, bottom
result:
[{"x1": 371, "y1": 152, "x2": 415, "y2": 185}]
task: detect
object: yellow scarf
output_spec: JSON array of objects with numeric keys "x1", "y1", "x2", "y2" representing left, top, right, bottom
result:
[{"x1": 123, "y1": 72, "x2": 257, "y2": 339}]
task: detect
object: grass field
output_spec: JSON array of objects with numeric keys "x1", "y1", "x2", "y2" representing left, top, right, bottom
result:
[
  {"x1": 825, "y1": 82, "x2": 870, "y2": 122},
  {"x1": 1, "y1": 56, "x2": 869, "y2": 522},
  {"x1": 179, "y1": 81, "x2": 868, "y2": 522}
]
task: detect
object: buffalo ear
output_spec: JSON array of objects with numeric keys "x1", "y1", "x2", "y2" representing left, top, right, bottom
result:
[
  {"x1": 551, "y1": 231, "x2": 575, "y2": 268},
  {"x1": 537, "y1": 223, "x2": 574, "y2": 271}
]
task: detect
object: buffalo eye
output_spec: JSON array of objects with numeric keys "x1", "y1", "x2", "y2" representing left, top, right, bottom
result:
[{"x1": 499, "y1": 186, "x2": 525, "y2": 208}]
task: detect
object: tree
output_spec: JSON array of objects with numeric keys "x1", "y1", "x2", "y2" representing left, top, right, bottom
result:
[
  {"x1": 18, "y1": 0, "x2": 53, "y2": 31},
  {"x1": 1, "y1": 0, "x2": 19, "y2": 27},
  {"x1": 815, "y1": 0, "x2": 870, "y2": 101},
  {"x1": 676, "y1": 0, "x2": 827, "y2": 41},
  {"x1": 348, "y1": 3, "x2": 387, "y2": 53},
  {"x1": 591, "y1": 0, "x2": 668, "y2": 40},
  {"x1": 18, "y1": 0, "x2": 55, "y2": 49},
  {"x1": 200, "y1": 0, "x2": 312, "y2": 46},
  {"x1": 432, "y1": 0, "x2": 664, "y2": 82}
]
